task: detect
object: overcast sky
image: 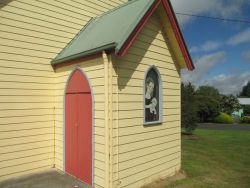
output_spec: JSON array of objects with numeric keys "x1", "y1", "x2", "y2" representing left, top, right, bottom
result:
[{"x1": 170, "y1": 0, "x2": 250, "y2": 95}]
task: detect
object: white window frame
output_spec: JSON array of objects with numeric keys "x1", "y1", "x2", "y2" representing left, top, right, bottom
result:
[{"x1": 143, "y1": 65, "x2": 163, "y2": 125}]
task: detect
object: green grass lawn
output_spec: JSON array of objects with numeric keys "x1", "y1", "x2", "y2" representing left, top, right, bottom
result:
[{"x1": 166, "y1": 129, "x2": 250, "y2": 188}]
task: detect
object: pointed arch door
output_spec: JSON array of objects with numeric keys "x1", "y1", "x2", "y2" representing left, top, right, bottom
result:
[{"x1": 65, "y1": 69, "x2": 92, "y2": 185}]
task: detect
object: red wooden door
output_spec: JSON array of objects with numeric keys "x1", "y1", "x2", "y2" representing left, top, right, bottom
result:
[{"x1": 65, "y1": 69, "x2": 92, "y2": 185}]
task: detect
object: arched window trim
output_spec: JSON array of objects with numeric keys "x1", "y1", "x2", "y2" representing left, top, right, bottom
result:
[{"x1": 143, "y1": 65, "x2": 163, "y2": 125}]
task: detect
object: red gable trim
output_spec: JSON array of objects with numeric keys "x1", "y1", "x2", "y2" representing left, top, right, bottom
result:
[
  {"x1": 117, "y1": 0, "x2": 161, "y2": 56},
  {"x1": 118, "y1": 0, "x2": 194, "y2": 71},
  {"x1": 162, "y1": 0, "x2": 194, "y2": 70}
]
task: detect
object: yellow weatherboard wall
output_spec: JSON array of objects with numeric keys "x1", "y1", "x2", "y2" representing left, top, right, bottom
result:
[
  {"x1": 0, "y1": 0, "x2": 125, "y2": 184},
  {"x1": 0, "y1": 0, "x2": 187, "y2": 188},
  {"x1": 111, "y1": 13, "x2": 181, "y2": 188}
]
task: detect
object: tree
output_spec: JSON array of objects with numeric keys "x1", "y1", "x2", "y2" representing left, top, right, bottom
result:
[
  {"x1": 196, "y1": 85, "x2": 221, "y2": 98},
  {"x1": 181, "y1": 82, "x2": 198, "y2": 134},
  {"x1": 220, "y1": 94, "x2": 240, "y2": 115},
  {"x1": 242, "y1": 105, "x2": 250, "y2": 116},
  {"x1": 239, "y1": 81, "x2": 250, "y2": 97},
  {"x1": 196, "y1": 86, "x2": 220, "y2": 122},
  {"x1": 239, "y1": 81, "x2": 250, "y2": 116}
]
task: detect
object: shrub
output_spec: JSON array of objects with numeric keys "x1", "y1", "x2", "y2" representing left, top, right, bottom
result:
[
  {"x1": 240, "y1": 116, "x2": 250, "y2": 124},
  {"x1": 215, "y1": 112, "x2": 234, "y2": 124}
]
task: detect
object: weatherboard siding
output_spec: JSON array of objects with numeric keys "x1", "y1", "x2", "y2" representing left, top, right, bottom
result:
[
  {"x1": 0, "y1": 0, "x2": 124, "y2": 183},
  {"x1": 0, "y1": 0, "x2": 182, "y2": 186},
  {"x1": 112, "y1": 14, "x2": 181, "y2": 188}
]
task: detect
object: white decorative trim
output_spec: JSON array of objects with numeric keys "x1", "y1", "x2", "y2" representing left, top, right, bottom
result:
[{"x1": 62, "y1": 66, "x2": 95, "y2": 187}]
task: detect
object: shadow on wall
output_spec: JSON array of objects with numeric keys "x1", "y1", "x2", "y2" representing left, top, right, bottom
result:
[
  {"x1": 0, "y1": 0, "x2": 14, "y2": 9},
  {"x1": 114, "y1": 18, "x2": 180, "y2": 91},
  {"x1": 158, "y1": 18, "x2": 181, "y2": 77},
  {"x1": 113, "y1": 27, "x2": 157, "y2": 91}
]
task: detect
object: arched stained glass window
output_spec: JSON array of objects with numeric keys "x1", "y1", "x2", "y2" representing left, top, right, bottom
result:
[{"x1": 144, "y1": 66, "x2": 162, "y2": 125}]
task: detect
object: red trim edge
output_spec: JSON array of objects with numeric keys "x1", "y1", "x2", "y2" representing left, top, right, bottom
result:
[
  {"x1": 118, "y1": 0, "x2": 194, "y2": 71},
  {"x1": 162, "y1": 0, "x2": 194, "y2": 70},
  {"x1": 117, "y1": 0, "x2": 161, "y2": 57}
]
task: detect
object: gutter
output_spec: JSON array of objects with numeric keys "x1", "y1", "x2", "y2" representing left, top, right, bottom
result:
[{"x1": 51, "y1": 43, "x2": 116, "y2": 65}]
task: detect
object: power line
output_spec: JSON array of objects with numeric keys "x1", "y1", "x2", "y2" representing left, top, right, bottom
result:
[{"x1": 175, "y1": 12, "x2": 250, "y2": 24}]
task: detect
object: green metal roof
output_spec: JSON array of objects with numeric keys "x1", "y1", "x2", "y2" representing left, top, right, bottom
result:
[{"x1": 51, "y1": 0, "x2": 154, "y2": 65}]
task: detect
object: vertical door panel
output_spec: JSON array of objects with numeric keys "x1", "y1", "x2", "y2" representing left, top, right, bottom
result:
[
  {"x1": 65, "y1": 94, "x2": 78, "y2": 177},
  {"x1": 77, "y1": 94, "x2": 92, "y2": 185}
]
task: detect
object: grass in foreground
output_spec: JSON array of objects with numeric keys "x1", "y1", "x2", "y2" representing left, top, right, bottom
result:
[{"x1": 166, "y1": 129, "x2": 250, "y2": 188}]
